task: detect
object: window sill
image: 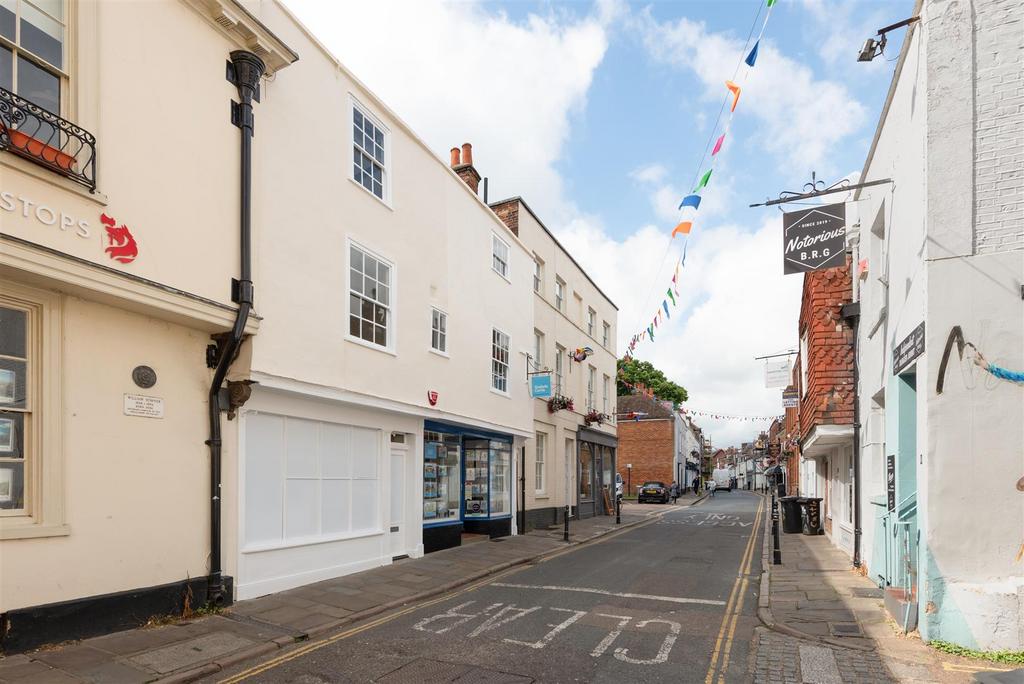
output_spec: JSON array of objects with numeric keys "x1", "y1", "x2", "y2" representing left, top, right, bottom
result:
[
  {"x1": 429, "y1": 347, "x2": 450, "y2": 359},
  {"x1": 534, "y1": 493, "x2": 549, "y2": 500},
  {"x1": 1, "y1": 154, "x2": 108, "y2": 205},
  {"x1": 490, "y1": 387, "x2": 511, "y2": 399},
  {"x1": 492, "y1": 267, "x2": 511, "y2": 284},
  {"x1": 348, "y1": 176, "x2": 393, "y2": 211},
  {"x1": 242, "y1": 528, "x2": 384, "y2": 554},
  {"x1": 0, "y1": 521, "x2": 71, "y2": 540},
  {"x1": 346, "y1": 335, "x2": 397, "y2": 356}
]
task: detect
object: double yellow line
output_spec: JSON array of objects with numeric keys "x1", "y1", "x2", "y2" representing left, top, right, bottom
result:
[{"x1": 704, "y1": 497, "x2": 764, "y2": 684}]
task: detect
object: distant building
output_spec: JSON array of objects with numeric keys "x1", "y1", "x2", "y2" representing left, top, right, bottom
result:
[{"x1": 616, "y1": 395, "x2": 699, "y2": 494}]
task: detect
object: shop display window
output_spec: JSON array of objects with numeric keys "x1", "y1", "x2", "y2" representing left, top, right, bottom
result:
[
  {"x1": 464, "y1": 438, "x2": 489, "y2": 517},
  {"x1": 579, "y1": 443, "x2": 593, "y2": 501},
  {"x1": 424, "y1": 431, "x2": 460, "y2": 523},
  {"x1": 489, "y1": 440, "x2": 510, "y2": 516}
]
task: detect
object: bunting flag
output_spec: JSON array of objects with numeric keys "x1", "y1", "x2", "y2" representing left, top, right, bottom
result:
[
  {"x1": 678, "y1": 194, "x2": 702, "y2": 211},
  {"x1": 712, "y1": 134, "x2": 726, "y2": 156},
  {"x1": 745, "y1": 40, "x2": 759, "y2": 67},
  {"x1": 624, "y1": 0, "x2": 775, "y2": 357},
  {"x1": 672, "y1": 221, "x2": 693, "y2": 237},
  {"x1": 693, "y1": 169, "x2": 713, "y2": 192},
  {"x1": 726, "y1": 80, "x2": 741, "y2": 112}
]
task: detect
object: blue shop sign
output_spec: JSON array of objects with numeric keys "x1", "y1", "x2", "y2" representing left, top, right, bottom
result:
[{"x1": 530, "y1": 374, "x2": 552, "y2": 398}]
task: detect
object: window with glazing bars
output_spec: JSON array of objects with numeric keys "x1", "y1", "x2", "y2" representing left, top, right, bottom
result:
[
  {"x1": 431, "y1": 308, "x2": 447, "y2": 353},
  {"x1": 491, "y1": 329, "x2": 509, "y2": 393},
  {"x1": 0, "y1": 0, "x2": 66, "y2": 116},
  {"x1": 352, "y1": 105, "x2": 386, "y2": 200},
  {"x1": 349, "y1": 245, "x2": 391, "y2": 348}
]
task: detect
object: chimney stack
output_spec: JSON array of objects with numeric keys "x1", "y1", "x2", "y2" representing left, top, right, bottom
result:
[{"x1": 450, "y1": 141, "x2": 481, "y2": 195}]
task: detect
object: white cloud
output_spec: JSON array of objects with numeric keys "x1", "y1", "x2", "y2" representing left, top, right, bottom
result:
[
  {"x1": 282, "y1": 0, "x2": 610, "y2": 224},
  {"x1": 635, "y1": 9, "x2": 867, "y2": 178},
  {"x1": 556, "y1": 216, "x2": 802, "y2": 447}
]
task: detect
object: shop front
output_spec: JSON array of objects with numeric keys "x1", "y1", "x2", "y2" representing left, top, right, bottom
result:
[
  {"x1": 423, "y1": 420, "x2": 513, "y2": 553},
  {"x1": 576, "y1": 427, "x2": 617, "y2": 519}
]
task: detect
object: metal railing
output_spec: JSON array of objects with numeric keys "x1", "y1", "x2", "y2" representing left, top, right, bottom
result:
[
  {"x1": 0, "y1": 86, "x2": 97, "y2": 191},
  {"x1": 880, "y1": 492, "x2": 918, "y2": 632}
]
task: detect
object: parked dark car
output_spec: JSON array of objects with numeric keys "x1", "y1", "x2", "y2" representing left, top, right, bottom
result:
[{"x1": 637, "y1": 481, "x2": 670, "y2": 504}]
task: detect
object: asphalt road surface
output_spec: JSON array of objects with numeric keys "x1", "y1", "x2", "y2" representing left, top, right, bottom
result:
[{"x1": 214, "y1": 491, "x2": 765, "y2": 684}]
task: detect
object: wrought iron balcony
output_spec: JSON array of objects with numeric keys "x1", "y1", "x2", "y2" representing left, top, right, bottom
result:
[{"x1": 0, "y1": 86, "x2": 97, "y2": 192}]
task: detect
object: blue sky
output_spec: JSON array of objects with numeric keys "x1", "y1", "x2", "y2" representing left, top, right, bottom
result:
[{"x1": 285, "y1": 0, "x2": 914, "y2": 445}]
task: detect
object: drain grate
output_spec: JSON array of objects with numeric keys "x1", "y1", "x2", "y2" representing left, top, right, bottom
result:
[{"x1": 830, "y1": 622, "x2": 863, "y2": 636}]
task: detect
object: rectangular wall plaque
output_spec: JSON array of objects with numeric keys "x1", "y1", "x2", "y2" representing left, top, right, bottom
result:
[{"x1": 124, "y1": 393, "x2": 164, "y2": 419}]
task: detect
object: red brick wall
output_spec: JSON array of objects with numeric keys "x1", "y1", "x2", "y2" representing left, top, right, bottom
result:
[
  {"x1": 616, "y1": 419, "x2": 674, "y2": 495},
  {"x1": 491, "y1": 199, "x2": 519, "y2": 236},
  {"x1": 798, "y1": 260, "x2": 854, "y2": 437}
]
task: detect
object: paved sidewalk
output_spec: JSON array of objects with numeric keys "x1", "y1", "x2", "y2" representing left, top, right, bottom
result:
[
  {"x1": 752, "y1": 498, "x2": 1018, "y2": 683},
  {"x1": 0, "y1": 500, "x2": 699, "y2": 684}
]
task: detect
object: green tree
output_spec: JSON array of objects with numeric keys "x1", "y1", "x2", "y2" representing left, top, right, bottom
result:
[{"x1": 616, "y1": 358, "x2": 688, "y2": 405}]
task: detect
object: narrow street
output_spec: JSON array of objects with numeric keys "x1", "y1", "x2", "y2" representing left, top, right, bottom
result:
[{"x1": 212, "y1": 493, "x2": 763, "y2": 684}]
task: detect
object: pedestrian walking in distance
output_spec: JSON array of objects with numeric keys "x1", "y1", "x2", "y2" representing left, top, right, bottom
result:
[
  {"x1": 670, "y1": 482, "x2": 679, "y2": 504},
  {"x1": 709, "y1": 480, "x2": 717, "y2": 497},
  {"x1": 692, "y1": 477, "x2": 700, "y2": 495}
]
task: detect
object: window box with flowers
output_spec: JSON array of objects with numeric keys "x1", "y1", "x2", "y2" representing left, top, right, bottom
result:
[
  {"x1": 547, "y1": 395, "x2": 574, "y2": 414},
  {"x1": 583, "y1": 410, "x2": 609, "y2": 427}
]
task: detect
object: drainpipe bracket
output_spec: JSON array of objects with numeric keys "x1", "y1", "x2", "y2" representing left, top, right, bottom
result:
[{"x1": 232, "y1": 278, "x2": 254, "y2": 306}]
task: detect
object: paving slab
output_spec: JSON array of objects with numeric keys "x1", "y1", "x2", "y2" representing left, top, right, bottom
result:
[{"x1": 127, "y1": 632, "x2": 254, "y2": 674}]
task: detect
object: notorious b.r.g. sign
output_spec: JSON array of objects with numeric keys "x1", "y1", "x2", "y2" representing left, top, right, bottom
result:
[{"x1": 782, "y1": 203, "x2": 846, "y2": 274}]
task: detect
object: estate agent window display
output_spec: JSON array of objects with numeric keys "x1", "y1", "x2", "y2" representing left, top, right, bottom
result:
[{"x1": 423, "y1": 425, "x2": 512, "y2": 531}]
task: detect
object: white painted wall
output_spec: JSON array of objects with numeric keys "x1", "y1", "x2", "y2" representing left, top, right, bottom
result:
[{"x1": 853, "y1": 0, "x2": 1024, "y2": 649}]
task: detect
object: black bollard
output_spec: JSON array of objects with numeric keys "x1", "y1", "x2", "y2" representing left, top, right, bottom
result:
[
  {"x1": 616, "y1": 496, "x2": 621, "y2": 524},
  {"x1": 563, "y1": 504, "x2": 570, "y2": 542},
  {"x1": 772, "y1": 498, "x2": 782, "y2": 565}
]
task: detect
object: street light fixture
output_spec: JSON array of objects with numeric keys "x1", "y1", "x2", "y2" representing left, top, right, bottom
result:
[{"x1": 857, "y1": 16, "x2": 919, "y2": 62}]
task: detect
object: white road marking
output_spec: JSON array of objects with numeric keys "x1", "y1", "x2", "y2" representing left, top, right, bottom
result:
[
  {"x1": 504, "y1": 608, "x2": 587, "y2": 650},
  {"x1": 590, "y1": 614, "x2": 633, "y2": 657},
  {"x1": 490, "y1": 583, "x2": 726, "y2": 606},
  {"x1": 412, "y1": 601, "x2": 502, "y2": 634},
  {"x1": 468, "y1": 604, "x2": 540, "y2": 638},
  {"x1": 613, "y1": 618, "x2": 682, "y2": 665}
]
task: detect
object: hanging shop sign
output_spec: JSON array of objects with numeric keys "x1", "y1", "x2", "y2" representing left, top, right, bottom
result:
[
  {"x1": 529, "y1": 374, "x2": 552, "y2": 399},
  {"x1": 764, "y1": 359, "x2": 791, "y2": 388},
  {"x1": 782, "y1": 387, "x2": 799, "y2": 408},
  {"x1": 782, "y1": 203, "x2": 846, "y2": 274},
  {"x1": 892, "y1": 321, "x2": 925, "y2": 375}
]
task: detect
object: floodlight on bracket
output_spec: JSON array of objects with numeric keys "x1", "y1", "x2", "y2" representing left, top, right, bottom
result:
[{"x1": 858, "y1": 16, "x2": 919, "y2": 62}]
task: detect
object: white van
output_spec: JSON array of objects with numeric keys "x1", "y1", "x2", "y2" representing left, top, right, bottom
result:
[{"x1": 712, "y1": 468, "x2": 733, "y2": 492}]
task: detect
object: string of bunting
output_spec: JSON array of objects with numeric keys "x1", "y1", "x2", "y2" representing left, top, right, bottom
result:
[{"x1": 626, "y1": 0, "x2": 778, "y2": 358}]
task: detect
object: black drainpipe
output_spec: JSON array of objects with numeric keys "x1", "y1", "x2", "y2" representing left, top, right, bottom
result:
[
  {"x1": 206, "y1": 50, "x2": 265, "y2": 605},
  {"x1": 842, "y1": 301, "x2": 862, "y2": 568}
]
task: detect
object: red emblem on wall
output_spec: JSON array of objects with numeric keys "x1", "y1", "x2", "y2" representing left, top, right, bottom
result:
[
  {"x1": 427, "y1": 391, "x2": 438, "y2": 406},
  {"x1": 100, "y1": 213, "x2": 138, "y2": 264}
]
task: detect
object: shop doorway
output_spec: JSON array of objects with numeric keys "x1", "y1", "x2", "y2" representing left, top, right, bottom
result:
[{"x1": 389, "y1": 437, "x2": 409, "y2": 559}]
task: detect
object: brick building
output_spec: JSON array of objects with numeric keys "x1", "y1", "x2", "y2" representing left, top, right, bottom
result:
[
  {"x1": 615, "y1": 395, "x2": 676, "y2": 495},
  {"x1": 796, "y1": 258, "x2": 855, "y2": 554}
]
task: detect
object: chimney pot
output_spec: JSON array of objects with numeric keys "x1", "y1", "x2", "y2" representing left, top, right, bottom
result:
[
  {"x1": 450, "y1": 147, "x2": 461, "y2": 168},
  {"x1": 461, "y1": 143, "x2": 473, "y2": 167}
]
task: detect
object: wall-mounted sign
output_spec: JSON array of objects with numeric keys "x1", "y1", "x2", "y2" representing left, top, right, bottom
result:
[
  {"x1": 427, "y1": 390, "x2": 439, "y2": 406},
  {"x1": 886, "y1": 454, "x2": 896, "y2": 512},
  {"x1": 124, "y1": 393, "x2": 164, "y2": 419},
  {"x1": 0, "y1": 191, "x2": 140, "y2": 264},
  {"x1": 529, "y1": 374, "x2": 552, "y2": 399},
  {"x1": 764, "y1": 359, "x2": 791, "y2": 388},
  {"x1": 782, "y1": 387, "x2": 799, "y2": 408},
  {"x1": 100, "y1": 213, "x2": 138, "y2": 264},
  {"x1": 782, "y1": 203, "x2": 846, "y2": 274},
  {"x1": 892, "y1": 322, "x2": 925, "y2": 375}
]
